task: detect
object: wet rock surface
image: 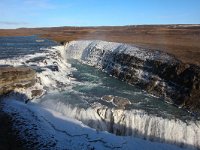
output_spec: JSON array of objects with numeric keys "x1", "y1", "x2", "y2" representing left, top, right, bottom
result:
[
  {"x1": 0, "y1": 67, "x2": 36, "y2": 95},
  {"x1": 101, "y1": 95, "x2": 131, "y2": 108},
  {"x1": 31, "y1": 89, "x2": 43, "y2": 98}
]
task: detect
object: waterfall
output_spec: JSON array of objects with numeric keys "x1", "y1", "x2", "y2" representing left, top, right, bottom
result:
[
  {"x1": 40, "y1": 99, "x2": 200, "y2": 149},
  {"x1": 61, "y1": 40, "x2": 200, "y2": 149}
]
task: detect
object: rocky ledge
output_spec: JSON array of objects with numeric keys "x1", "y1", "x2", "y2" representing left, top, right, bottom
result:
[{"x1": 0, "y1": 67, "x2": 36, "y2": 96}]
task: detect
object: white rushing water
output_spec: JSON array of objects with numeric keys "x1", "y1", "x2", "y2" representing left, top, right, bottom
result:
[
  {"x1": 1, "y1": 38, "x2": 200, "y2": 149},
  {"x1": 38, "y1": 97, "x2": 200, "y2": 149},
  {"x1": 63, "y1": 40, "x2": 200, "y2": 149}
]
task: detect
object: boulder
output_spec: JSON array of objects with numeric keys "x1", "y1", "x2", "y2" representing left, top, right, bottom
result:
[{"x1": 101, "y1": 95, "x2": 131, "y2": 108}]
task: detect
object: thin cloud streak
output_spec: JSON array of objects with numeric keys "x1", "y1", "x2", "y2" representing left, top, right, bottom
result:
[{"x1": 0, "y1": 21, "x2": 29, "y2": 26}]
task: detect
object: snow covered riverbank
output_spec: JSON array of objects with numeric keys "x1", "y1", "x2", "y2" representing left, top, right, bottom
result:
[
  {"x1": 1, "y1": 98, "x2": 189, "y2": 150},
  {"x1": 0, "y1": 38, "x2": 199, "y2": 149}
]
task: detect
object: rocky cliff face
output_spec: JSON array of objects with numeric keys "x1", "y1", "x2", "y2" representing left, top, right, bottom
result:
[
  {"x1": 143, "y1": 59, "x2": 200, "y2": 112},
  {"x1": 65, "y1": 40, "x2": 200, "y2": 113},
  {"x1": 103, "y1": 52, "x2": 200, "y2": 113},
  {"x1": 0, "y1": 67, "x2": 36, "y2": 96}
]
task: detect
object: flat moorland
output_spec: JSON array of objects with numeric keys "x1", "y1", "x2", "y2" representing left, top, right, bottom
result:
[{"x1": 0, "y1": 25, "x2": 200, "y2": 65}]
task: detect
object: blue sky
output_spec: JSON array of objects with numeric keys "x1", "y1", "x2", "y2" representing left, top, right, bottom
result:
[{"x1": 0, "y1": 0, "x2": 200, "y2": 28}]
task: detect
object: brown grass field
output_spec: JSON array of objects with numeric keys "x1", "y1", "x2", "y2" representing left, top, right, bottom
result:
[{"x1": 0, "y1": 25, "x2": 200, "y2": 65}]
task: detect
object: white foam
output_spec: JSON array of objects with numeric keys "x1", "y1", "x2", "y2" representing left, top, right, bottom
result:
[
  {"x1": 0, "y1": 46, "x2": 72, "y2": 97},
  {"x1": 37, "y1": 95, "x2": 200, "y2": 149}
]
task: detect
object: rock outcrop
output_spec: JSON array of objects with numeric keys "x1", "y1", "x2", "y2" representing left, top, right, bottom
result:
[
  {"x1": 105, "y1": 52, "x2": 200, "y2": 113},
  {"x1": 0, "y1": 67, "x2": 36, "y2": 96},
  {"x1": 101, "y1": 95, "x2": 131, "y2": 109},
  {"x1": 65, "y1": 40, "x2": 200, "y2": 113}
]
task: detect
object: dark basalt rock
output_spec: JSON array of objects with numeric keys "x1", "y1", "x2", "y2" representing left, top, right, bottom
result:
[
  {"x1": 113, "y1": 96, "x2": 131, "y2": 108},
  {"x1": 143, "y1": 59, "x2": 200, "y2": 111},
  {"x1": 0, "y1": 67, "x2": 36, "y2": 96},
  {"x1": 106, "y1": 53, "x2": 200, "y2": 113},
  {"x1": 25, "y1": 57, "x2": 46, "y2": 63}
]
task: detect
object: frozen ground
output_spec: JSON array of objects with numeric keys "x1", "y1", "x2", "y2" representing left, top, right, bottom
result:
[{"x1": 1, "y1": 98, "x2": 188, "y2": 150}]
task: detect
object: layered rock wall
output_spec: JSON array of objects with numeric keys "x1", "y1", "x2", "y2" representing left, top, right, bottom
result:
[
  {"x1": 0, "y1": 67, "x2": 36, "y2": 96},
  {"x1": 65, "y1": 40, "x2": 200, "y2": 113}
]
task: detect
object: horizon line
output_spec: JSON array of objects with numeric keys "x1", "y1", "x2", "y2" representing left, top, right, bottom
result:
[{"x1": 1, "y1": 24, "x2": 200, "y2": 30}]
